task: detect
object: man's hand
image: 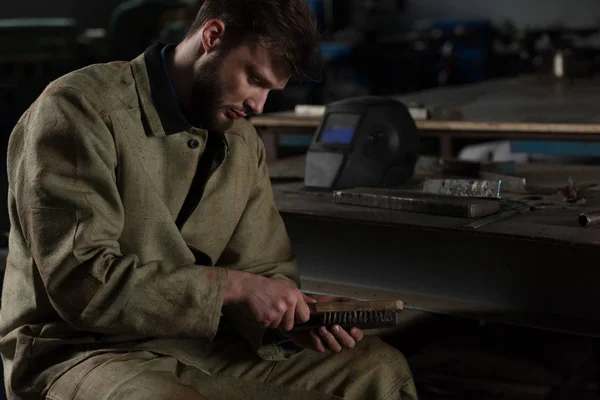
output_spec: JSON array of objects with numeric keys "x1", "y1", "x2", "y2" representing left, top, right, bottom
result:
[
  {"x1": 224, "y1": 270, "x2": 315, "y2": 331},
  {"x1": 286, "y1": 294, "x2": 364, "y2": 353}
]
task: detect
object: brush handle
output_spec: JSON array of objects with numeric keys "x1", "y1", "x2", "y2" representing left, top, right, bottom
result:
[
  {"x1": 308, "y1": 300, "x2": 403, "y2": 313},
  {"x1": 291, "y1": 300, "x2": 404, "y2": 332}
]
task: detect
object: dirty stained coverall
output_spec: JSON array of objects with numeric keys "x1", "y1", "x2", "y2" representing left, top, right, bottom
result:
[{"x1": 0, "y1": 44, "x2": 418, "y2": 400}]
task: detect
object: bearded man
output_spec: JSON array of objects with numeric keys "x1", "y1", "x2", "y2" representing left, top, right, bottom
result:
[{"x1": 0, "y1": 1, "x2": 418, "y2": 399}]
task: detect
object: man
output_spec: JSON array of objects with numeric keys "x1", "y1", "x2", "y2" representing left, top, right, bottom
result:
[{"x1": 0, "y1": 0, "x2": 418, "y2": 399}]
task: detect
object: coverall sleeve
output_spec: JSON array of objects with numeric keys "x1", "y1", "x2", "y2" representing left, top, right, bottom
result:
[
  {"x1": 10, "y1": 85, "x2": 227, "y2": 340},
  {"x1": 217, "y1": 132, "x2": 299, "y2": 285},
  {"x1": 217, "y1": 128, "x2": 303, "y2": 359}
]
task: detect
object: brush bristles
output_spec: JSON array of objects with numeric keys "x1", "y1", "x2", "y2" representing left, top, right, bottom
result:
[{"x1": 321, "y1": 310, "x2": 396, "y2": 325}]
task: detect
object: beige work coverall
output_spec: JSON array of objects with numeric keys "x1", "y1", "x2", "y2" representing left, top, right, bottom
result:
[{"x1": 0, "y1": 50, "x2": 418, "y2": 400}]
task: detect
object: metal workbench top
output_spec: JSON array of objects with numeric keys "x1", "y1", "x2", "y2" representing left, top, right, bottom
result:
[{"x1": 270, "y1": 156, "x2": 600, "y2": 249}]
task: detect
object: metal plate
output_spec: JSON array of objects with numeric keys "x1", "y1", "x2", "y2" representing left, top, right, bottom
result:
[
  {"x1": 333, "y1": 187, "x2": 501, "y2": 218},
  {"x1": 423, "y1": 179, "x2": 502, "y2": 199}
]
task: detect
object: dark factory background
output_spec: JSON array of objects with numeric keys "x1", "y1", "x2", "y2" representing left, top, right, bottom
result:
[
  {"x1": 3, "y1": 0, "x2": 600, "y2": 158},
  {"x1": 4, "y1": 0, "x2": 600, "y2": 125},
  {"x1": 3, "y1": 0, "x2": 600, "y2": 220},
  {"x1": 3, "y1": 1, "x2": 600, "y2": 399},
  {"x1": 3, "y1": 0, "x2": 600, "y2": 141}
]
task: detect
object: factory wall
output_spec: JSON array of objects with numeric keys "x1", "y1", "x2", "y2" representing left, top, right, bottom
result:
[
  {"x1": 0, "y1": 0, "x2": 124, "y2": 28},
  {"x1": 3, "y1": 0, "x2": 600, "y2": 30},
  {"x1": 404, "y1": 0, "x2": 600, "y2": 29}
]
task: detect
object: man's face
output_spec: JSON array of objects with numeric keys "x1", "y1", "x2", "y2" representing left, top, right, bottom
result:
[{"x1": 186, "y1": 39, "x2": 290, "y2": 131}]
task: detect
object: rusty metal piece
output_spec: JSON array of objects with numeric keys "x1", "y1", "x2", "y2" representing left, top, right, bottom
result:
[
  {"x1": 560, "y1": 178, "x2": 588, "y2": 204},
  {"x1": 423, "y1": 179, "x2": 502, "y2": 199},
  {"x1": 463, "y1": 203, "x2": 532, "y2": 229},
  {"x1": 578, "y1": 210, "x2": 600, "y2": 227},
  {"x1": 464, "y1": 200, "x2": 553, "y2": 229},
  {"x1": 479, "y1": 172, "x2": 527, "y2": 193},
  {"x1": 333, "y1": 187, "x2": 501, "y2": 218}
]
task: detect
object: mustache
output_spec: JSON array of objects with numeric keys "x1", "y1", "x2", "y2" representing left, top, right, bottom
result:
[{"x1": 229, "y1": 106, "x2": 253, "y2": 116}]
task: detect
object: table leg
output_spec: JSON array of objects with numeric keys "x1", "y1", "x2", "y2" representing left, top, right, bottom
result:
[
  {"x1": 259, "y1": 128, "x2": 279, "y2": 162},
  {"x1": 440, "y1": 136, "x2": 453, "y2": 159}
]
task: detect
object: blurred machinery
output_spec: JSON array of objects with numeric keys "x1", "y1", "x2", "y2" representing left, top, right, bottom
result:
[
  {"x1": 0, "y1": 0, "x2": 200, "y2": 135},
  {"x1": 0, "y1": 2, "x2": 201, "y2": 234},
  {"x1": 519, "y1": 26, "x2": 600, "y2": 78},
  {"x1": 0, "y1": 18, "x2": 79, "y2": 134},
  {"x1": 108, "y1": 0, "x2": 196, "y2": 61},
  {"x1": 280, "y1": 8, "x2": 600, "y2": 112},
  {"x1": 268, "y1": 1, "x2": 499, "y2": 108},
  {"x1": 4, "y1": 2, "x2": 600, "y2": 138},
  {"x1": 348, "y1": 18, "x2": 494, "y2": 97},
  {"x1": 0, "y1": 18, "x2": 81, "y2": 233}
]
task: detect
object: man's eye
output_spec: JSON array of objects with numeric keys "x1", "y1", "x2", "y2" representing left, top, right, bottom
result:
[{"x1": 251, "y1": 77, "x2": 261, "y2": 85}]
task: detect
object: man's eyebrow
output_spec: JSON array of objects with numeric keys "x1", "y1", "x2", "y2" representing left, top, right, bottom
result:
[{"x1": 248, "y1": 64, "x2": 284, "y2": 90}]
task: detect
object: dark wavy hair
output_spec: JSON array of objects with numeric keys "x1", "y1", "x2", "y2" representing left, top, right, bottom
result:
[{"x1": 186, "y1": 0, "x2": 320, "y2": 81}]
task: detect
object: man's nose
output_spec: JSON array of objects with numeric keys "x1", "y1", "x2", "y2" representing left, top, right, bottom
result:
[{"x1": 245, "y1": 89, "x2": 268, "y2": 115}]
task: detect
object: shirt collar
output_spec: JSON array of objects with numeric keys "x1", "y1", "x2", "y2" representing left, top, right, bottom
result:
[
  {"x1": 143, "y1": 43, "x2": 229, "y2": 152},
  {"x1": 161, "y1": 44, "x2": 182, "y2": 106},
  {"x1": 144, "y1": 42, "x2": 192, "y2": 135}
]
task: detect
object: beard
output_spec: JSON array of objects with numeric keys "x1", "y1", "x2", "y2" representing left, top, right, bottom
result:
[{"x1": 184, "y1": 55, "x2": 231, "y2": 132}]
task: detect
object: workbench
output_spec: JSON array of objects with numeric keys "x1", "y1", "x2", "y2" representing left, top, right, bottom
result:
[
  {"x1": 269, "y1": 155, "x2": 600, "y2": 339},
  {"x1": 252, "y1": 75, "x2": 600, "y2": 160}
]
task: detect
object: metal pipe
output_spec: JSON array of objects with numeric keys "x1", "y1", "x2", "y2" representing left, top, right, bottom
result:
[{"x1": 578, "y1": 210, "x2": 600, "y2": 227}]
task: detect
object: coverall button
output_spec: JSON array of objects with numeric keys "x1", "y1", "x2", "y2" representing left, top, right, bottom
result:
[{"x1": 188, "y1": 139, "x2": 200, "y2": 149}]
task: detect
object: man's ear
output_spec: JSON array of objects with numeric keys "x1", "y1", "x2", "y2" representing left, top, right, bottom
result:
[{"x1": 200, "y1": 19, "x2": 226, "y2": 53}]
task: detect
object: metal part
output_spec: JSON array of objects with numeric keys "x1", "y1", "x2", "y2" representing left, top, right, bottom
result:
[
  {"x1": 479, "y1": 172, "x2": 527, "y2": 193},
  {"x1": 333, "y1": 187, "x2": 501, "y2": 218},
  {"x1": 561, "y1": 178, "x2": 589, "y2": 204},
  {"x1": 423, "y1": 179, "x2": 502, "y2": 199},
  {"x1": 463, "y1": 204, "x2": 531, "y2": 229},
  {"x1": 578, "y1": 210, "x2": 600, "y2": 227},
  {"x1": 464, "y1": 200, "x2": 552, "y2": 229}
]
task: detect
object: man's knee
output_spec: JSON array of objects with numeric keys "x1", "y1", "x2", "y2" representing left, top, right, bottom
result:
[
  {"x1": 351, "y1": 337, "x2": 417, "y2": 399},
  {"x1": 277, "y1": 336, "x2": 417, "y2": 399},
  {"x1": 47, "y1": 352, "x2": 207, "y2": 400},
  {"x1": 114, "y1": 370, "x2": 207, "y2": 400},
  {"x1": 359, "y1": 336, "x2": 411, "y2": 373}
]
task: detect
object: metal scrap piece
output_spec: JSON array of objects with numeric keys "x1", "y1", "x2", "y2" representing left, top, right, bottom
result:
[
  {"x1": 333, "y1": 187, "x2": 501, "y2": 218},
  {"x1": 560, "y1": 178, "x2": 588, "y2": 204},
  {"x1": 579, "y1": 210, "x2": 600, "y2": 227},
  {"x1": 479, "y1": 172, "x2": 527, "y2": 194},
  {"x1": 463, "y1": 203, "x2": 531, "y2": 229},
  {"x1": 423, "y1": 179, "x2": 502, "y2": 199}
]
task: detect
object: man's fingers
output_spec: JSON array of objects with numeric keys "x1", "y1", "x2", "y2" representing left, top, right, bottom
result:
[
  {"x1": 330, "y1": 325, "x2": 356, "y2": 349},
  {"x1": 286, "y1": 331, "x2": 327, "y2": 353},
  {"x1": 280, "y1": 308, "x2": 296, "y2": 331},
  {"x1": 268, "y1": 318, "x2": 283, "y2": 329},
  {"x1": 307, "y1": 294, "x2": 335, "y2": 303},
  {"x1": 299, "y1": 293, "x2": 316, "y2": 324},
  {"x1": 284, "y1": 291, "x2": 313, "y2": 330},
  {"x1": 318, "y1": 326, "x2": 342, "y2": 353},
  {"x1": 349, "y1": 327, "x2": 364, "y2": 342},
  {"x1": 295, "y1": 298, "x2": 311, "y2": 324},
  {"x1": 267, "y1": 309, "x2": 284, "y2": 329},
  {"x1": 309, "y1": 330, "x2": 327, "y2": 353},
  {"x1": 302, "y1": 293, "x2": 317, "y2": 303}
]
